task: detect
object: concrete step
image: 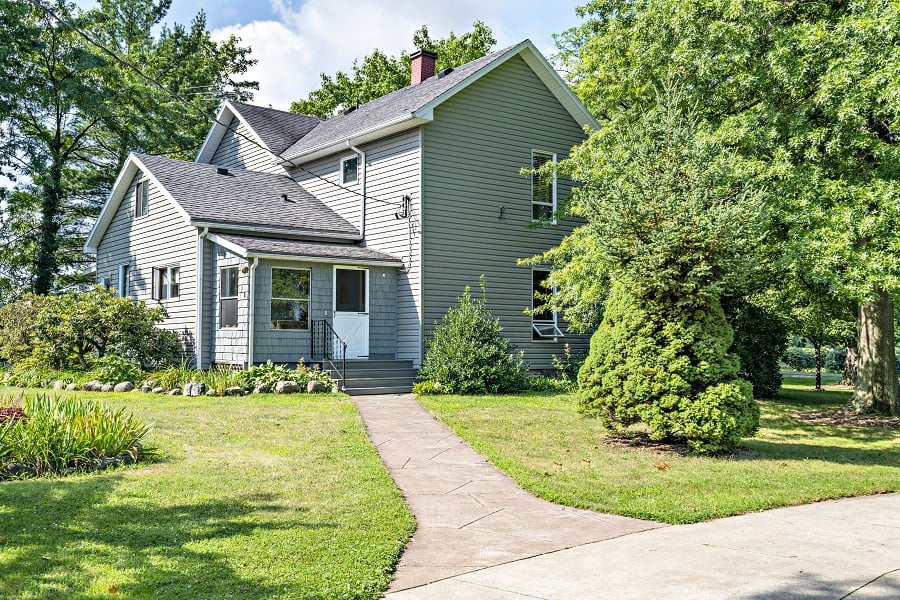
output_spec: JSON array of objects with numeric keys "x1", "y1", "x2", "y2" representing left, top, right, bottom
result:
[
  {"x1": 344, "y1": 385, "x2": 415, "y2": 396},
  {"x1": 325, "y1": 359, "x2": 417, "y2": 394}
]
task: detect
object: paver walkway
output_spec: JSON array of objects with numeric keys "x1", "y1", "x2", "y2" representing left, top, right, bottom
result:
[{"x1": 352, "y1": 394, "x2": 662, "y2": 592}]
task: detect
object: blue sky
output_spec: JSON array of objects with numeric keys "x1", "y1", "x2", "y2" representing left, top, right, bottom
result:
[{"x1": 79, "y1": 0, "x2": 586, "y2": 109}]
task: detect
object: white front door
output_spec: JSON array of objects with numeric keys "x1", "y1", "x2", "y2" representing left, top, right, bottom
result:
[{"x1": 333, "y1": 267, "x2": 369, "y2": 359}]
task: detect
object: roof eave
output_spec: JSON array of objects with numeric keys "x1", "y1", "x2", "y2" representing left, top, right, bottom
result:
[
  {"x1": 246, "y1": 252, "x2": 404, "y2": 268},
  {"x1": 280, "y1": 114, "x2": 430, "y2": 165},
  {"x1": 193, "y1": 221, "x2": 362, "y2": 242}
]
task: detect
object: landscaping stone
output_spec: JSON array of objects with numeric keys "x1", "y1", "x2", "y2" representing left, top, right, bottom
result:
[
  {"x1": 100, "y1": 384, "x2": 114, "y2": 393},
  {"x1": 140, "y1": 384, "x2": 152, "y2": 393},
  {"x1": 114, "y1": 381, "x2": 134, "y2": 393},
  {"x1": 151, "y1": 386, "x2": 164, "y2": 394},
  {"x1": 224, "y1": 386, "x2": 244, "y2": 396},
  {"x1": 65, "y1": 383, "x2": 77, "y2": 391},
  {"x1": 53, "y1": 380, "x2": 66, "y2": 391},
  {"x1": 192, "y1": 382, "x2": 206, "y2": 397},
  {"x1": 253, "y1": 384, "x2": 269, "y2": 394},
  {"x1": 307, "y1": 380, "x2": 327, "y2": 394},
  {"x1": 274, "y1": 381, "x2": 300, "y2": 394},
  {"x1": 166, "y1": 389, "x2": 181, "y2": 396},
  {"x1": 81, "y1": 380, "x2": 102, "y2": 391}
]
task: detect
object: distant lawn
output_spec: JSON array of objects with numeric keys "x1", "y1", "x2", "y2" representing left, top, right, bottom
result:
[
  {"x1": 0, "y1": 388, "x2": 415, "y2": 599},
  {"x1": 419, "y1": 377, "x2": 900, "y2": 524}
]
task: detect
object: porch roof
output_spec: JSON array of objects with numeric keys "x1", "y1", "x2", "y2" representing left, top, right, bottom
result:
[{"x1": 212, "y1": 233, "x2": 404, "y2": 267}]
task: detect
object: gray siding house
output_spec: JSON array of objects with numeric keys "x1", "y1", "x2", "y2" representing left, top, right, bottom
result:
[{"x1": 84, "y1": 40, "x2": 597, "y2": 392}]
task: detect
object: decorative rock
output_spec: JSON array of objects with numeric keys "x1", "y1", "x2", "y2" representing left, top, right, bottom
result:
[
  {"x1": 252, "y1": 384, "x2": 269, "y2": 395},
  {"x1": 205, "y1": 389, "x2": 218, "y2": 396},
  {"x1": 307, "y1": 380, "x2": 327, "y2": 394},
  {"x1": 65, "y1": 383, "x2": 77, "y2": 391},
  {"x1": 151, "y1": 386, "x2": 165, "y2": 394},
  {"x1": 81, "y1": 380, "x2": 101, "y2": 391},
  {"x1": 166, "y1": 388, "x2": 181, "y2": 396},
  {"x1": 140, "y1": 384, "x2": 153, "y2": 393},
  {"x1": 274, "y1": 381, "x2": 300, "y2": 394},
  {"x1": 224, "y1": 386, "x2": 244, "y2": 396},
  {"x1": 192, "y1": 382, "x2": 206, "y2": 397},
  {"x1": 100, "y1": 384, "x2": 114, "y2": 393},
  {"x1": 114, "y1": 381, "x2": 134, "y2": 393},
  {"x1": 53, "y1": 380, "x2": 66, "y2": 391}
]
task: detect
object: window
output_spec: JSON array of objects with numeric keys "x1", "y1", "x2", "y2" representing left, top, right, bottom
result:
[
  {"x1": 341, "y1": 155, "x2": 358, "y2": 185},
  {"x1": 531, "y1": 150, "x2": 557, "y2": 222},
  {"x1": 532, "y1": 269, "x2": 563, "y2": 341},
  {"x1": 271, "y1": 268, "x2": 310, "y2": 329},
  {"x1": 134, "y1": 180, "x2": 149, "y2": 218},
  {"x1": 152, "y1": 266, "x2": 180, "y2": 300},
  {"x1": 118, "y1": 264, "x2": 130, "y2": 297},
  {"x1": 220, "y1": 267, "x2": 238, "y2": 328}
]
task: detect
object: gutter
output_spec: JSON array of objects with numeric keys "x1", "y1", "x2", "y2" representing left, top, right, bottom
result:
[
  {"x1": 190, "y1": 221, "x2": 362, "y2": 242},
  {"x1": 347, "y1": 141, "x2": 366, "y2": 239},
  {"x1": 195, "y1": 227, "x2": 209, "y2": 368},
  {"x1": 247, "y1": 256, "x2": 259, "y2": 368}
]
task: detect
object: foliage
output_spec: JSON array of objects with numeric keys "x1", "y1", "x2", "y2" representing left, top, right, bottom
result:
[
  {"x1": 412, "y1": 380, "x2": 443, "y2": 396},
  {"x1": 0, "y1": 393, "x2": 154, "y2": 478},
  {"x1": 551, "y1": 343, "x2": 588, "y2": 382},
  {"x1": 148, "y1": 359, "x2": 203, "y2": 390},
  {"x1": 782, "y1": 347, "x2": 816, "y2": 372},
  {"x1": 0, "y1": 287, "x2": 181, "y2": 370},
  {"x1": 0, "y1": 0, "x2": 256, "y2": 299},
  {"x1": 723, "y1": 296, "x2": 787, "y2": 398},
  {"x1": 236, "y1": 360, "x2": 332, "y2": 393},
  {"x1": 526, "y1": 376, "x2": 574, "y2": 393},
  {"x1": 202, "y1": 364, "x2": 243, "y2": 395},
  {"x1": 91, "y1": 354, "x2": 141, "y2": 385},
  {"x1": 579, "y1": 283, "x2": 759, "y2": 454},
  {"x1": 4, "y1": 357, "x2": 64, "y2": 389},
  {"x1": 290, "y1": 21, "x2": 495, "y2": 118},
  {"x1": 419, "y1": 279, "x2": 528, "y2": 395}
]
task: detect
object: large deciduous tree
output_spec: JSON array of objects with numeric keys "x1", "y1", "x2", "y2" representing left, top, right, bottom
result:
[
  {"x1": 290, "y1": 21, "x2": 496, "y2": 118},
  {"x1": 552, "y1": 0, "x2": 900, "y2": 415},
  {"x1": 0, "y1": 0, "x2": 256, "y2": 300}
]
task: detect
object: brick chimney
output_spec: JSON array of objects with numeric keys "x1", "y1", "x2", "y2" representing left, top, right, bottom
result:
[{"x1": 410, "y1": 49, "x2": 437, "y2": 85}]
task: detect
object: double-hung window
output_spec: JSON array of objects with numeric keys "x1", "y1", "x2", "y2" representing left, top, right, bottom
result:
[
  {"x1": 220, "y1": 267, "x2": 238, "y2": 328},
  {"x1": 152, "y1": 266, "x2": 180, "y2": 300},
  {"x1": 532, "y1": 269, "x2": 563, "y2": 341},
  {"x1": 531, "y1": 150, "x2": 557, "y2": 222},
  {"x1": 271, "y1": 268, "x2": 310, "y2": 329},
  {"x1": 341, "y1": 155, "x2": 358, "y2": 185},
  {"x1": 135, "y1": 180, "x2": 149, "y2": 218},
  {"x1": 118, "y1": 264, "x2": 130, "y2": 297}
]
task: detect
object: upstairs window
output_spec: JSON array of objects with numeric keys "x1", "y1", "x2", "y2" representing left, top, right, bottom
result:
[
  {"x1": 532, "y1": 269, "x2": 563, "y2": 341},
  {"x1": 341, "y1": 155, "x2": 358, "y2": 185},
  {"x1": 118, "y1": 264, "x2": 130, "y2": 297},
  {"x1": 271, "y1": 268, "x2": 310, "y2": 330},
  {"x1": 531, "y1": 150, "x2": 557, "y2": 222},
  {"x1": 220, "y1": 267, "x2": 238, "y2": 328},
  {"x1": 152, "y1": 266, "x2": 180, "y2": 300},
  {"x1": 135, "y1": 180, "x2": 149, "y2": 218}
]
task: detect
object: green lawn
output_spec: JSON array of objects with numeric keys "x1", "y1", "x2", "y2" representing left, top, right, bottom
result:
[
  {"x1": 0, "y1": 389, "x2": 415, "y2": 599},
  {"x1": 419, "y1": 377, "x2": 900, "y2": 524}
]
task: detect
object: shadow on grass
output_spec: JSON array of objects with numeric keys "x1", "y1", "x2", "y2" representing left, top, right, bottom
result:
[
  {"x1": 740, "y1": 437, "x2": 900, "y2": 466},
  {"x1": 0, "y1": 475, "x2": 334, "y2": 599}
]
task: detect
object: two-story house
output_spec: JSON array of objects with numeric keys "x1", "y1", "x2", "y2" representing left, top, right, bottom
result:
[{"x1": 84, "y1": 40, "x2": 597, "y2": 393}]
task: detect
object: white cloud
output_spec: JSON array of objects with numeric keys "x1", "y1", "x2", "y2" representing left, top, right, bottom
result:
[{"x1": 214, "y1": 0, "x2": 583, "y2": 110}]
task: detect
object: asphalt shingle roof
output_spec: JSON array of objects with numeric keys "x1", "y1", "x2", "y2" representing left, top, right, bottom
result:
[
  {"x1": 281, "y1": 42, "x2": 521, "y2": 159},
  {"x1": 218, "y1": 234, "x2": 402, "y2": 264},
  {"x1": 228, "y1": 101, "x2": 321, "y2": 155},
  {"x1": 135, "y1": 153, "x2": 359, "y2": 237}
]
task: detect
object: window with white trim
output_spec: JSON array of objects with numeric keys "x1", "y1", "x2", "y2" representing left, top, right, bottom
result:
[
  {"x1": 341, "y1": 155, "x2": 358, "y2": 185},
  {"x1": 118, "y1": 264, "x2": 130, "y2": 297},
  {"x1": 152, "y1": 266, "x2": 180, "y2": 300},
  {"x1": 532, "y1": 269, "x2": 563, "y2": 341},
  {"x1": 220, "y1": 267, "x2": 238, "y2": 328},
  {"x1": 271, "y1": 268, "x2": 310, "y2": 330},
  {"x1": 134, "y1": 180, "x2": 149, "y2": 218},
  {"x1": 531, "y1": 150, "x2": 557, "y2": 222}
]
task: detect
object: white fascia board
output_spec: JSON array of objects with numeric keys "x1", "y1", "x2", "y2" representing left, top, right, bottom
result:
[
  {"x1": 207, "y1": 232, "x2": 249, "y2": 258},
  {"x1": 191, "y1": 221, "x2": 362, "y2": 242},
  {"x1": 280, "y1": 115, "x2": 430, "y2": 165},
  {"x1": 84, "y1": 153, "x2": 192, "y2": 254},
  {"x1": 247, "y1": 252, "x2": 403, "y2": 268}
]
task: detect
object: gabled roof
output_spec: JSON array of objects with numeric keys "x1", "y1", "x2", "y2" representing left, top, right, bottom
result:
[
  {"x1": 211, "y1": 233, "x2": 403, "y2": 267},
  {"x1": 280, "y1": 39, "x2": 599, "y2": 164},
  {"x1": 84, "y1": 153, "x2": 359, "y2": 253},
  {"x1": 195, "y1": 100, "x2": 321, "y2": 164}
]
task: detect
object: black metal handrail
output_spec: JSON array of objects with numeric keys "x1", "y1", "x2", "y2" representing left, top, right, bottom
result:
[{"x1": 311, "y1": 319, "x2": 347, "y2": 390}]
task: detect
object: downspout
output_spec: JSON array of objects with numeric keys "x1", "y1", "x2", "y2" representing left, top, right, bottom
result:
[
  {"x1": 247, "y1": 256, "x2": 259, "y2": 368},
  {"x1": 195, "y1": 227, "x2": 209, "y2": 368},
  {"x1": 347, "y1": 141, "x2": 366, "y2": 239}
]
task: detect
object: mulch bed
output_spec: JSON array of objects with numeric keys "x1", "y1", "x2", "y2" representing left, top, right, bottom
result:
[{"x1": 789, "y1": 408, "x2": 900, "y2": 430}]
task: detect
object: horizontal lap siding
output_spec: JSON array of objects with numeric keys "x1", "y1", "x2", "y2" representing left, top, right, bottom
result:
[
  {"x1": 96, "y1": 173, "x2": 197, "y2": 355},
  {"x1": 210, "y1": 116, "x2": 283, "y2": 174},
  {"x1": 289, "y1": 131, "x2": 422, "y2": 365},
  {"x1": 422, "y1": 55, "x2": 590, "y2": 370}
]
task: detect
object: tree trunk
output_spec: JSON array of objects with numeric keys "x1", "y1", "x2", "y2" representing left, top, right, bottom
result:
[
  {"x1": 852, "y1": 289, "x2": 900, "y2": 415},
  {"x1": 34, "y1": 142, "x2": 63, "y2": 295},
  {"x1": 813, "y1": 340, "x2": 822, "y2": 391},
  {"x1": 842, "y1": 344, "x2": 857, "y2": 386}
]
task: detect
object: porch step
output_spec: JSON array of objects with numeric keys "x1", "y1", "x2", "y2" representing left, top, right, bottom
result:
[{"x1": 325, "y1": 359, "x2": 418, "y2": 395}]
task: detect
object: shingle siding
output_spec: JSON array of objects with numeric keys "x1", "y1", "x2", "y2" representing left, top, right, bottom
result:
[
  {"x1": 95, "y1": 171, "x2": 198, "y2": 356},
  {"x1": 421, "y1": 55, "x2": 590, "y2": 370}
]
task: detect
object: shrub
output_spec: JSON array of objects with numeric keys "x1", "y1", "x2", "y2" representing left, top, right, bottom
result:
[
  {"x1": 412, "y1": 380, "x2": 443, "y2": 396},
  {"x1": 552, "y1": 343, "x2": 588, "y2": 382},
  {"x1": 0, "y1": 393, "x2": 155, "y2": 478},
  {"x1": 526, "y1": 376, "x2": 574, "y2": 393},
  {"x1": 150, "y1": 360, "x2": 203, "y2": 390},
  {"x1": 782, "y1": 346, "x2": 815, "y2": 371},
  {"x1": 237, "y1": 360, "x2": 332, "y2": 393},
  {"x1": 579, "y1": 282, "x2": 759, "y2": 454},
  {"x1": 91, "y1": 354, "x2": 141, "y2": 385},
  {"x1": 723, "y1": 297, "x2": 787, "y2": 398},
  {"x1": 419, "y1": 278, "x2": 528, "y2": 395}
]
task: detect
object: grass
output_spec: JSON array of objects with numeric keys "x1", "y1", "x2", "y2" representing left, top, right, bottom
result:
[
  {"x1": 0, "y1": 388, "x2": 415, "y2": 599},
  {"x1": 419, "y1": 377, "x2": 900, "y2": 524}
]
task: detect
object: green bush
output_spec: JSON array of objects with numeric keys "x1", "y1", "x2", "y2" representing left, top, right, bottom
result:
[
  {"x1": 723, "y1": 297, "x2": 786, "y2": 398},
  {"x1": 91, "y1": 355, "x2": 142, "y2": 385},
  {"x1": 551, "y1": 343, "x2": 588, "y2": 382},
  {"x1": 0, "y1": 393, "x2": 155, "y2": 478},
  {"x1": 412, "y1": 380, "x2": 443, "y2": 396},
  {"x1": 149, "y1": 360, "x2": 203, "y2": 390},
  {"x1": 419, "y1": 279, "x2": 528, "y2": 395},
  {"x1": 236, "y1": 360, "x2": 332, "y2": 393},
  {"x1": 203, "y1": 364, "x2": 243, "y2": 395},
  {"x1": 578, "y1": 282, "x2": 759, "y2": 454},
  {"x1": 782, "y1": 346, "x2": 815, "y2": 371},
  {"x1": 526, "y1": 376, "x2": 574, "y2": 393}
]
